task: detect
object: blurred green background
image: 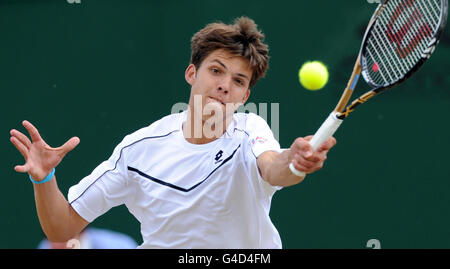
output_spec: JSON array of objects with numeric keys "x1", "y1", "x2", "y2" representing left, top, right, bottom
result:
[{"x1": 1, "y1": 0, "x2": 449, "y2": 249}]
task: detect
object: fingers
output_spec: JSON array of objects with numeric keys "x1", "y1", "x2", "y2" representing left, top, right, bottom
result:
[
  {"x1": 10, "y1": 136, "x2": 29, "y2": 159},
  {"x1": 291, "y1": 158, "x2": 307, "y2": 173},
  {"x1": 10, "y1": 129, "x2": 32, "y2": 149},
  {"x1": 292, "y1": 138, "x2": 320, "y2": 161},
  {"x1": 10, "y1": 136, "x2": 31, "y2": 173},
  {"x1": 291, "y1": 158, "x2": 324, "y2": 174},
  {"x1": 291, "y1": 138, "x2": 321, "y2": 166},
  {"x1": 317, "y1": 137, "x2": 337, "y2": 152},
  {"x1": 58, "y1": 137, "x2": 80, "y2": 154},
  {"x1": 292, "y1": 137, "x2": 313, "y2": 155},
  {"x1": 22, "y1": 120, "x2": 43, "y2": 143},
  {"x1": 292, "y1": 153, "x2": 320, "y2": 170},
  {"x1": 14, "y1": 163, "x2": 30, "y2": 173},
  {"x1": 290, "y1": 136, "x2": 333, "y2": 174}
]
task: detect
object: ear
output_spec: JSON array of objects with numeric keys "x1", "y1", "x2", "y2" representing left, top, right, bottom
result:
[
  {"x1": 185, "y1": 64, "x2": 197, "y2": 86},
  {"x1": 242, "y1": 89, "x2": 251, "y2": 104}
]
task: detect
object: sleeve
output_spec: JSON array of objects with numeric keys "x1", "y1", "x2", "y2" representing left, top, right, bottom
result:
[
  {"x1": 243, "y1": 113, "x2": 283, "y2": 193},
  {"x1": 246, "y1": 113, "x2": 281, "y2": 158},
  {"x1": 67, "y1": 137, "x2": 135, "y2": 223}
]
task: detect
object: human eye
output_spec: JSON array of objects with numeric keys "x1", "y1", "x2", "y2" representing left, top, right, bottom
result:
[
  {"x1": 235, "y1": 76, "x2": 248, "y2": 87},
  {"x1": 210, "y1": 67, "x2": 221, "y2": 74}
]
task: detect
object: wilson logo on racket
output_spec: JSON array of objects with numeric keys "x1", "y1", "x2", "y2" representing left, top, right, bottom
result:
[{"x1": 387, "y1": 0, "x2": 432, "y2": 58}]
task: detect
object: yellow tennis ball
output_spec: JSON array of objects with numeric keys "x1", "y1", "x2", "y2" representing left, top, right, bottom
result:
[{"x1": 298, "y1": 61, "x2": 329, "y2": 91}]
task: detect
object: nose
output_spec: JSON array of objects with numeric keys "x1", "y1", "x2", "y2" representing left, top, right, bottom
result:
[
  {"x1": 217, "y1": 86, "x2": 229, "y2": 94},
  {"x1": 217, "y1": 76, "x2": 231, "y2": 94}
]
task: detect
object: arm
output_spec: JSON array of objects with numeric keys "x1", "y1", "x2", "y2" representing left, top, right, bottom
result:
[
  {"x1": 257, "y1": 136, "x2": 336, "y2": 187},
  {"x1": 10, "y1": 121, "x2": 88, "y2": 242},
  {"x1": 33, "y1": 176, "x2": 89, "y2": 242}
]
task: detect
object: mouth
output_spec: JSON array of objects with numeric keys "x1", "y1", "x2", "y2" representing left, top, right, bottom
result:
[{"x1": 208, "y1": 96, "x2": 225, "y2": 106}]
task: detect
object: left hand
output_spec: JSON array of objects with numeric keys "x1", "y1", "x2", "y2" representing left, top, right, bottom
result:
[
  {"x1": 10, "y1": 120, "x2": 80, "y2": 181},
  {"x1": 289, "y1": 135, "x2": 337, "y2": 174}
]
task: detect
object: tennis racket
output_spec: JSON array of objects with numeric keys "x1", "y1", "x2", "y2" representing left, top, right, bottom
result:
[{"x1": 290, "y1": 0, "x2": 448, "y2": 177}]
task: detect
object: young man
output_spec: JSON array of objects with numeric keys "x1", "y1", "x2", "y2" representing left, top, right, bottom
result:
[{"x1": 10, "y1": 17, "x2": 336, "y2": 248}]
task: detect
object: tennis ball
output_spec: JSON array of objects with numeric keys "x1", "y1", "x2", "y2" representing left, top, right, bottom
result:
[{"x1": 298, "y1": 61, "x2": 329, "y2": 91}]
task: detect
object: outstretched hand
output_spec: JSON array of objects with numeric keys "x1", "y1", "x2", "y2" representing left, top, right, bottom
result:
[{"x1": 10, "y1": 120, "x2": 80, "y2": 181}]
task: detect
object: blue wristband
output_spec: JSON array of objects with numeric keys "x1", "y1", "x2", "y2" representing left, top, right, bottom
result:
[{"x1": 29, "y1": 168, "x2": 55, "y2": 184}]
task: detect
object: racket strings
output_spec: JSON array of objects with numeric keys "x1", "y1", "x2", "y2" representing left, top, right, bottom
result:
[
  {"x1": 364, "y1": 0, "x2": 443, "y2": 86},
  {"x1": 377, "y1": 1, "x2": 434, "y2": 77},
  {"x1": 371, "y1": 1, "x2": 425, "y2": 82}
]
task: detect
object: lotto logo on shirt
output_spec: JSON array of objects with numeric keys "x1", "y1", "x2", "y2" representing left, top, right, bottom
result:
[
  {"x1": 215, "y1": 150, "x2": 224, "y2": 164},
  {"x1": 252, "y1": 136, "x2": 268, "y2": 145}
]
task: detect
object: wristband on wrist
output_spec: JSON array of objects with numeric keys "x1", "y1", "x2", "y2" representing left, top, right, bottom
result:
[{"x1": 29, "y1": 168, "x2": 55, "y2": 184}]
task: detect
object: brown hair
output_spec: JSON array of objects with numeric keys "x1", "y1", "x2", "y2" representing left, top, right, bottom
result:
[{"x1": 190, "y1": 17, "x2": 269, "y2": 88}]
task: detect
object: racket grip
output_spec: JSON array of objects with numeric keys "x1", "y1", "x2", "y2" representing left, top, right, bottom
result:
[{"x1": 289, "y1": 112, "x2": 343, "y2": 177}]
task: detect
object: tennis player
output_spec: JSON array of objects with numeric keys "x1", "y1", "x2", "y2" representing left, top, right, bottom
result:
[{"x1": 10, "y1": 17, "x2": 336, "y2": 248}]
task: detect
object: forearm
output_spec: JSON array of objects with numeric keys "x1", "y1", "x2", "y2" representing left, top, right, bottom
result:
[
  {"x1": 33, "y1": 176, "x2": 82, "y2": 242},
  {"x1": 259, "y1": 150, "x2": 306, "y2": 187}
]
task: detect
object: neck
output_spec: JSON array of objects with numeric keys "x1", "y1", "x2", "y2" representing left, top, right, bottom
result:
[{"x1": 182, "y1": 109, "x2": 232, "y2": 145}]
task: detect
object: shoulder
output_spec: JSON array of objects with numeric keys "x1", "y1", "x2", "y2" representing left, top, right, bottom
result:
[
  {"x1": 118, "y1": 113, "x2": 182, "y2": 150},
  {"x1": 233, "y1": 112, "x2": 270, "y2": 134}
]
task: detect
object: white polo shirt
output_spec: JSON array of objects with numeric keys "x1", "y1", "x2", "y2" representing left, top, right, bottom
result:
[{"x1": 68, "y1": 111, "x2": 283, "y2": 249}]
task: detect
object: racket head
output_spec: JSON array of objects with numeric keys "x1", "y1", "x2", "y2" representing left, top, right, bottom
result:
[{"x1": 359, "y1": 0, "x2": 448, "y2": 91}]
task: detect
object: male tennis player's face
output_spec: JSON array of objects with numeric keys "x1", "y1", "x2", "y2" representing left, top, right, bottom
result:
[{"x1": 185, "y1": 49, "x2": 252, "y2": 124}]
